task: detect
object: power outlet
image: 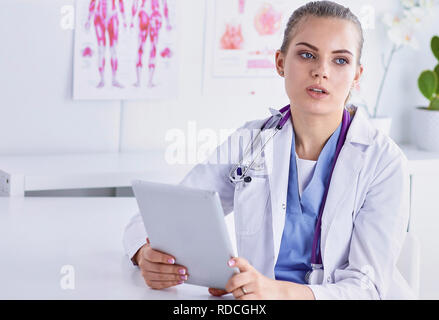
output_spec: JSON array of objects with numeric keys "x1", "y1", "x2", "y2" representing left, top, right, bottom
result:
[
  {"x1": 0, "y1": 170, "x2": 11, "y2": 196},
  {"x1": 0, "y1": 171, "x2": 24, "y2": 196}
]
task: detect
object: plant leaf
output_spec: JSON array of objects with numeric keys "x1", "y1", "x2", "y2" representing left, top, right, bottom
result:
[
  {"x1": 418, "y1": 70, "x2": 437, "y2": 100},
  {"x1": 432, "y1": 36, "x2": 439, "y2": 61},
  {"x1": 429, "y1": 98, "x2": 439, "y2": 111},
  {"x1": 435, "y1": 64, "x2": 439, "y2": 94}
]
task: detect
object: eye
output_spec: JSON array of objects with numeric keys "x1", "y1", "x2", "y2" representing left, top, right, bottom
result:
[
  {"x1": 335, "y1": 58, "x2": 349, "y2": 65},
  {"x1": 299, "y1": 52, "x2": 315, "y2": 60}
]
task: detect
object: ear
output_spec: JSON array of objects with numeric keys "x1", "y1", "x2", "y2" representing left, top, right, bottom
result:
[
  {"x1": 275, "y1": 50, "x2": 285, "y2": 77},
  {"x1": 353, "y1": 64, "x2": 364, "y2": 88}
]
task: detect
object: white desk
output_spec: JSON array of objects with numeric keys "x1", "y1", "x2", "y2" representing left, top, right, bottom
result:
[
  {"x1": 2, "y1": 144, "x2": 439, "y2": 298},
  {"x1": 400, "y1": 144, "x2": 439, "y2": 175},
  {"x1": 0, "y1": 197, "x2": 232, "y2": 300},
  {"x1": 399, "y1": 145, "x2": 439, "y2": 299},
  {"x1": 0, "y1": 145, "x2": 438, "y2": 197},
  {"x1": 0, "y1": 151, "x2": 193, "y2": 196}
]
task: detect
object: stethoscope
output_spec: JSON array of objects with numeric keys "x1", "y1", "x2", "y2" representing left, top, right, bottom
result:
[
  {"x1": 228, "y1": 105, "x2": 291, "y2": 184},
  {"x1": 229, "y1": 104, "x2": 352, "y2": 284}
]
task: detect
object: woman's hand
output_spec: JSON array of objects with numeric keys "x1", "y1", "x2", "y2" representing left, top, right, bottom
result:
[
  {"x1": 134, "y1": 238, "x2": 189, "y2": 290},
  {"x1": 209, "y1": 257, "x2": 315, "y2": 300},
  {"x1": 208, "y1": 257, "x2": 282, "y2": 299}
]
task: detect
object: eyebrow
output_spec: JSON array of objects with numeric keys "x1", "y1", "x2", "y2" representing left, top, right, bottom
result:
[{"x1": 295, "y1": 42, "x2": 353, "y2": 56}]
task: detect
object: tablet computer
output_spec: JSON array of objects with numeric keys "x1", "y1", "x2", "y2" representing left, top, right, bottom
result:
[{"x1": 132, "y1": 180, "x2": 239, "y2": 290}]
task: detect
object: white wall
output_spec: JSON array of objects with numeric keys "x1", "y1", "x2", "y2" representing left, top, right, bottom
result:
[
  {"x1": 0, "y1": 0, "x2": 438, "y2": 156},
  {"x1": 120, "y1": 0, "x2": 439, "y2": 152},
  {"x1": 0, "y1": 0, "x2": 122, "y2": 155}
]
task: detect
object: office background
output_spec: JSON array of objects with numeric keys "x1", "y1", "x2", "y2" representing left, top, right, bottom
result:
[
  {"x1": 1, "y1": 0, "x2": 439, "y2": 299},
  {"x1": 1, "y1": 0, "x2": 438, "y2": 156}
]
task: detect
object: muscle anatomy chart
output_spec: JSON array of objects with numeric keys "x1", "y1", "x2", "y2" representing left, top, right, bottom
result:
[
  {"x1": 74, "y1": 0, "x2": 177, "y2": 100},
  {"x1": 85, "y1": 0, "x2": 127, "y2": 89}
]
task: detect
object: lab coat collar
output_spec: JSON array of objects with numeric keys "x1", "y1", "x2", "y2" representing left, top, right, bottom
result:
[
  {"x1": 345, "y1": 105, "x2": 374, "y2": 146},
  {"x1": 262, "y1": 104, "x2": 372, "y2": 266}
]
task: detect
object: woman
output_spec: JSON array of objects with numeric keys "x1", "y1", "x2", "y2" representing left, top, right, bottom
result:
[{"x1": 123, "y1": 1, "x2": 413, "y2": 300}]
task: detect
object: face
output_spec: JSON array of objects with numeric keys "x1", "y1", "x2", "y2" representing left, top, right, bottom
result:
[{"x1": 275, "y1": 16, "x2": 363, "y2": 116}]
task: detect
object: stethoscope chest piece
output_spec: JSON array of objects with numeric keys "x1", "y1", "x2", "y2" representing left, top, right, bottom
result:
[
  {"x1": 243, "y1": 176, "x2": 252, "y2": 183},
  {"x1": 305, "y1": 267, "x2": 324, "y2": 285}
]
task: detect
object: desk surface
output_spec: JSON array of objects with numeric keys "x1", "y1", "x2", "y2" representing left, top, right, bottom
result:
[
  {"x1": 399, "y1": 144, "x2": 439, "y2": 175},
  {"x1": 1, "y1": 145, "x2": 439, "y2": 196},
  {"x1": 0, "y1": 151, "x2": 194, "y2": 195},
  {"x1": 0, "y1": 197, "x2": 232, "y2": 300}
]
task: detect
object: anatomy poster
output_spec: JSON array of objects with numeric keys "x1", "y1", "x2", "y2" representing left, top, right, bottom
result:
[
  {"x1": 211, "y1": 0, "x2": 291, "y2": 78},
  {"x1": 203, "y1": 0, "x2": 294, "y2": 96},
  {"x1": 203, "y1": 0, "x2": 372, "y2": 96},
  {"x1": 73, "y1": 0, "x2": 178, "y2": 100}
]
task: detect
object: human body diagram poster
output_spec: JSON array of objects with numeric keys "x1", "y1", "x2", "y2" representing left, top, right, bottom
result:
[
  {"x1": 204, "y1": 0, "x2": 373, "y2": 96},
  {"x1": 211, "y1": 0, "x2": 288, "y2": 78},
  {"x1": 203, "y1": 0, "x2": 293, "y2": 96},
  {"x1": 74, "y1": 0, "x2": 177, "y2": 100}
]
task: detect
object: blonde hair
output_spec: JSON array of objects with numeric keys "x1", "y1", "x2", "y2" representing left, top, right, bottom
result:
[{"x1": 280, "y1": 1, "x2": 364, "y2": 66}]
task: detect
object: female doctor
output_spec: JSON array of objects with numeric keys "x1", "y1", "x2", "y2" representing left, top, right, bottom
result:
[{"x1": 123, "y1": 1, "x2": 413, "y2": 300}]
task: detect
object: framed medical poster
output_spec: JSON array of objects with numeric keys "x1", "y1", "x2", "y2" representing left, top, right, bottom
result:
[
  {"x1": 211, "y1": 0, "x2": 289, "y2": 78},
  {"x1": 202, "y1": 0, "x2": 376, "y2": 97},
  {"x1": 202, "y1": 0, "x2": 295, "y2": 97},
  {"x1": 73, "y1": 0, "x2": 178, "y2": 100}
]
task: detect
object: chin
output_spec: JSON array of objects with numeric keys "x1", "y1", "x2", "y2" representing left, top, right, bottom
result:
[{"x1": 293, "y1": 100, "x2": 331, "y2": 114}]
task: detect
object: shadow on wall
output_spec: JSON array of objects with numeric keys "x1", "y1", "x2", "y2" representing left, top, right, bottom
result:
[{"x1": 25, "y1": 187, "x2": 135, "y2": 197}]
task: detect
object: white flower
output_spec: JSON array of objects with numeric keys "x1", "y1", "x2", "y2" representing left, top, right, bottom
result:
[
  {"x1": 403, "y1": 6, "x2": 427, "y2": 29},
  {"x1": 387, "y1": 20, "x2": 420, "y2": 49},
  {"x1": 382, "y1": 13, "x2": 400, "y2": 28},
  {"x1": 382, "y1": 2, "x2": 433, "y2": 49},
  {"x1": 401, "y1": 0, "x2": 417, "y2": 8},
  {"x1": 419, "y1": 0, "x2": 436, "y2": 9}
]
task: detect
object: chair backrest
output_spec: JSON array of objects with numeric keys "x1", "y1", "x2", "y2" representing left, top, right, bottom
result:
[{"x1": 396, "y1": 232, "x2": 421, "y2": 297}]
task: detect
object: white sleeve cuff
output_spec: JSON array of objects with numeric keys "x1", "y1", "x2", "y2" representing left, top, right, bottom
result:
[
  {"x1": 306, "y1": 284, "x2": 329, "y2": 300},
  {"x1": 122, "y1": 212, "x2": 147, "y2": 265}
]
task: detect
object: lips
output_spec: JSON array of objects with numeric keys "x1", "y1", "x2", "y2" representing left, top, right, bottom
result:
[
  {"x1": 306, "y1": 84, "x2": 330, "y2": 100},
  {"x1": 306, "y1": 85, "x2": 329, "y2": 94}
]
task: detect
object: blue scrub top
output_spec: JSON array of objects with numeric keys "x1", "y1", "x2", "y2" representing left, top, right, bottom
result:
[{"x1": 274, "y1": 120, "x2": 342, "y2": 284}]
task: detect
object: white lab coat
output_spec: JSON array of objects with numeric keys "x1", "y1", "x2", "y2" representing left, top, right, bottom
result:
[{"x1": 123, "y1": 105, "x2": 415, "y2": 300}]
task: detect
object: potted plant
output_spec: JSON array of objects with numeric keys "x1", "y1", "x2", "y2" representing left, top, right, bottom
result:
[
  {"x1": 413, "y1": 35, "x2": 439, "y2": 152},
  {"x1": 366, "y1": 0, "x2": 435, "y2": 135}
]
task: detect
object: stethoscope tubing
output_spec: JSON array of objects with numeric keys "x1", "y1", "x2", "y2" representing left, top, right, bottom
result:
[{"x1": 311, "y1": 108, "x2": 351, "y2": 266}]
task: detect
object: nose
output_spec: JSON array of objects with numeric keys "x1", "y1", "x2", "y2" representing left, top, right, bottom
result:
[
  {"x1": 312, "y1": 70, "x2": 328, "y2": 79},
  {"x1": 312, "y1": 62, "x2": 329, "y2": 79}
]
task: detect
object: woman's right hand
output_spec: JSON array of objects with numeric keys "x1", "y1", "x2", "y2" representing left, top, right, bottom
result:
[{"x1": 134, "y1": 238, "x2": 188, "y2": 290}]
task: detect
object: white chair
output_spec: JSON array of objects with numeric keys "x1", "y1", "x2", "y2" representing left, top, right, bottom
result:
[{"x1": 396, "y1": 231, "x2": 421, "y2": 298}]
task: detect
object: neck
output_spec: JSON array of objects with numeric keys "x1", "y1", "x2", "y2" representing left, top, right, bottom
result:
[{"x1": 291, "y1": 107, "x2": 343, "y2": 161}]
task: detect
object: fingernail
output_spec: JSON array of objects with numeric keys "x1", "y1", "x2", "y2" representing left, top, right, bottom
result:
[
  {"x1": 179, "y1": 268, "x2": 186, "y2": 275},
  {"x1": 228, "y1": 259, "x2": 235, "y2": 267},
  {"x1": 180, "y1": 275, "x2": 188, "y2": 280},
  {"x1": 168, "y1": 258, "x2": 175, "y2": 264},
  {"x1": 178, "y1": 281, "x2": 184, "y2": 285}
]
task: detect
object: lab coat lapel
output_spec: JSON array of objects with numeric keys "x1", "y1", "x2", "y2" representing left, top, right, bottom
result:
[
  {"x1": 319, "y1": 143, "x2": 365, "y2": 261},
  {"x1": 320, "y1": 106, "x2": 372, "y2": 263},
  {"x1": 262, "y1": 119, "x2": 292, "y2": 264}
]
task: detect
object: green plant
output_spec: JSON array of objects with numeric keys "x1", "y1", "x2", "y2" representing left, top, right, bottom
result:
[{"x1": 418, "y1": 35, "x2": 439, "y2": 110}]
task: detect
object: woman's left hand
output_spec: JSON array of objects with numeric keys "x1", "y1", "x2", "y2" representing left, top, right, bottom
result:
[{"x1": 209, "y1": 257, "x2": 285, "y2": 300}]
